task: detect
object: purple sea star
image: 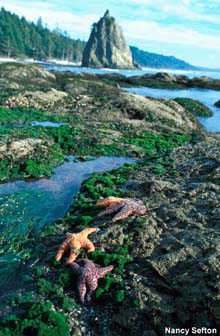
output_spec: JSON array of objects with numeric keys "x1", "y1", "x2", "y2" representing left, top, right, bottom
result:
[
  {"x1": 96, "y1": 197, "x2": 147, "y2": 222},
  {"x1": 70, "y1": 259, "x2": 113, "y2": 304}
]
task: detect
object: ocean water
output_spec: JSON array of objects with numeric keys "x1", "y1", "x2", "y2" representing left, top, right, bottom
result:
[
  {"x1": 0, "y1": 156, "x2": 134, "y2": 223},
  {"x1": 44, "y1": 63, "x2": 220, "y2": 79}
]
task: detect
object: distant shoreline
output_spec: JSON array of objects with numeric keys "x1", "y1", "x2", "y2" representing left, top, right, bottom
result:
[
  {"x1": 1, "y1": 57, "x2": 220, "y2": 73},
  {"x1": 0, "y1": 57, "x2": 81, "y2": 67}
]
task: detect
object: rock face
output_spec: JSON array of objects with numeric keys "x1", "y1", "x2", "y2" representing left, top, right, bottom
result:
[
  {"x1": 82, "y1": 10, "x2": 136, "y2": 69},
  {"x1": 108, "y1": 136, "x2": 220, "y2": 334}
]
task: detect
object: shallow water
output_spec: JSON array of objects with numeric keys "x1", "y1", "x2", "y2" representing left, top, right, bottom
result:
[
  {"x1": 0, "y1": 156, "x2": 134, "y2": 296},
  {"x1": 0, "y1": 121, "x2": 67, "y2": 129},
  {"x1": 123, "y1": 86, "x2": 220, "y2": 132},
  {"x1": 0, "y1": 156, "x2": 134, "y2": 224},
  {"x1": 31, "y1": 121, "x2": 67, "y2": 127}
]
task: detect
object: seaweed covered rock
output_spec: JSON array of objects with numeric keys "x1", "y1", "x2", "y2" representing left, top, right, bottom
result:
[
  {"x1": 1, "y1": 138, "x2": 47, "y2": 160},
  {"x1": 174, "y1": 97, "x2": 213, "y2": 117},
  {"x1": 63, "y1": 74, "x2": 202, "y2": 134}
]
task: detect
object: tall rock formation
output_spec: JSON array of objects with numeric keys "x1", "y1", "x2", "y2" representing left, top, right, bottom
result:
[{"x1": 82, "y1": 10, "x2": 136, "y2": 69}]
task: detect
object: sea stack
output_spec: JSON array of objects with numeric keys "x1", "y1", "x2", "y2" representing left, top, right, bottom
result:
[{"x1": 82, "y1": 10, "x2": 136, "y2": 69}]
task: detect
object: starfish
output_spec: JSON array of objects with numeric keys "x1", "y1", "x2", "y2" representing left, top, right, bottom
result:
[
  {"x1": 70, "y1": 259, "x2": 113, "y2": 304},
  {"x1": 96, "y1": 197, "x2": 146, "y2": 222},
  {"x1": 55, "y1": 228, "x2": 99, "y2": 264},
  {"x1": 96, "y1": 196, "x2": 124, "y2": 208}
]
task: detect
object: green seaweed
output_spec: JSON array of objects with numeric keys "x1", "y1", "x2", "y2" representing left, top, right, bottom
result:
[
  {"x1": 90, "y1": 247, "x2": 133, "y2": 302},
  {"x1": 174, "y1": 97, "x2": 212, "y2": 117},
  {"x1": 0, "y1": 301, "x2": 70, "y2": 336}
]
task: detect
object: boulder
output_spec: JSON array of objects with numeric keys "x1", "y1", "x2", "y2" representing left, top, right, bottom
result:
[{"x1": 214, "y1": 99, "x2": 220, "y2": 108}]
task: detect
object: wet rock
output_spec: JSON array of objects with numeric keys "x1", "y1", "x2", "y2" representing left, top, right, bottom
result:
[
  {"x1": 214, "y1": 99, "x2": 220, "y2": 107},
  {"x1": 110, "y1": 136, "x2": 220, "y2": 334},
  {"x1": 110, "y1": 71, "x2": 220, "y2": 90},
  {"x1": 151, "y1": 72, "x2": 177, "y2": 82},
  {"x1": 116, "y1": 92, "x2": 201, "y2": 132},
  {"x1": 23, "y1": 88, "x2": 67, "y2": 103},
  {"x1": 189, "y1": 76, "x2": 220, "y2": 90}
]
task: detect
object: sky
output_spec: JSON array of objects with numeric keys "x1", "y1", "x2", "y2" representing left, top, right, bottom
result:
[{"x1": 1, "y1": 0, "x2": 220, "y2": 68}]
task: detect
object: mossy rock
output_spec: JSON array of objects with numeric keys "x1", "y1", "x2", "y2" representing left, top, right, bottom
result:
[{"x1": 174, "y1": 97, "x2": 212, "y2": 117}]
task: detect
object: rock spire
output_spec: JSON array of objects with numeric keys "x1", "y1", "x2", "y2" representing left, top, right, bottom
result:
[{"x1": 82, "y1": 10, "x2": 136, "y2": 69}]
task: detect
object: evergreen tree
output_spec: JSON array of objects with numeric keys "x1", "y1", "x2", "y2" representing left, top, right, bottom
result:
[{"x1": 0, "y1": 7, "x2": 86, "y2": 61}]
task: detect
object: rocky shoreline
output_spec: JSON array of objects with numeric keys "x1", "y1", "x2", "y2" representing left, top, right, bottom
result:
[
  {"x1": 97, "y1": 71, "x2": 220, "y2": 91},
  {"x1": 0, "y1": 63, "x2": 219, "y2": 335}
]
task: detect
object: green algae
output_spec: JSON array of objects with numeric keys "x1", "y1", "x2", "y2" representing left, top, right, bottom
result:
[
  {"x1": 174, "y1": 97, "x2": 213, "y2": 117},
  {"x1": 0, "y1": 191, "x2": 54, "y2": 297},
  {"x1": 91, "y1": 247, "x2": 133, "y2": 302},
  {"x1": 0, "y1": 144, "x2": 63, "y2": 181},
  {"x1": 0, "y1": 95, "x2": 192, "y2": 182},
  {"x1": 0, "y1": 301, "x2": 70, "y2": 336},
  {"x1": 0, "y1": 106, "x2": 66, "y2": 125}
]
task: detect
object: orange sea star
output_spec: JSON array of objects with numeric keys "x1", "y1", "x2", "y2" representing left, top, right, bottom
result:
[{"x1": 55, "y1": 228, "x2": 99, "y2": 264}]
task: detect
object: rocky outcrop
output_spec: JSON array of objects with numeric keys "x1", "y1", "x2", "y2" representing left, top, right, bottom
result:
[
  {"x1": 82, "y1": 10, "x2": 136, "y2": 69},
  {"x1": 63, "y1": 74, "x2": 202, "y2": 133},
  {"x1": 116, "y1": 92, "x2": 201, "y2": 132},
  {"x1": 100, "y1": 71, "x2": 220, "y2": 90},
  {"x1": 0, "y1": 63, "x2": 56, "y2": 89},
  {"x1": 0, "y1": 138, "x2": 51, "y2": 161},
  {"x1": 7, "y1": 89, "x2": 68, "y2": 110}
]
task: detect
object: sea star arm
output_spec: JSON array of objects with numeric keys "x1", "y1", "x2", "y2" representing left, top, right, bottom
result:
[
  {"x1": 66, "y1": 250, "x2": 78, "y2": 264},
  {"x1": 77, "y1": 276, "x2": 87, "y2": 304},
  {"x1": 66, "y1": 241, "x2": 81, "y2": 264},
  {"x1": 85, "y1": 278, "x2": 98, "y2": 303},
  {"x1": 69, "y1": 262, "x2": 81, "y2": 274},
  {"x1": 82, "y1": 239, "x2": 95, "y2": 253},
  {"x1": 97, "y1": 265, "x2": 114, "y2": 278},
  {"x1": 96, "y1": 197, "x2": 123, "y2": 207},
  {"x1": 133, "y1": 205, "x2": 147, "y2": 215},
  {"x1": 106, "y1": 202, "x2": 122, "y2": 209},
  {"x1": 97, "y1": 203, "x2": 123, "y2": 218},
  {"x1": 112, "y1": 204, "x2": 133, "y2": 222},
  {"x1": 55, "y1": 236, "x2": 72, "y2": 261},
  {"x1": 79, "y1": 228, "x2": 99, "y2": 239}
]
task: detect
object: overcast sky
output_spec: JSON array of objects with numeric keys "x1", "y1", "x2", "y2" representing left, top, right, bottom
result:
[{"x1": 1, "y1": 0, "x2": 220, "y2": 68}]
